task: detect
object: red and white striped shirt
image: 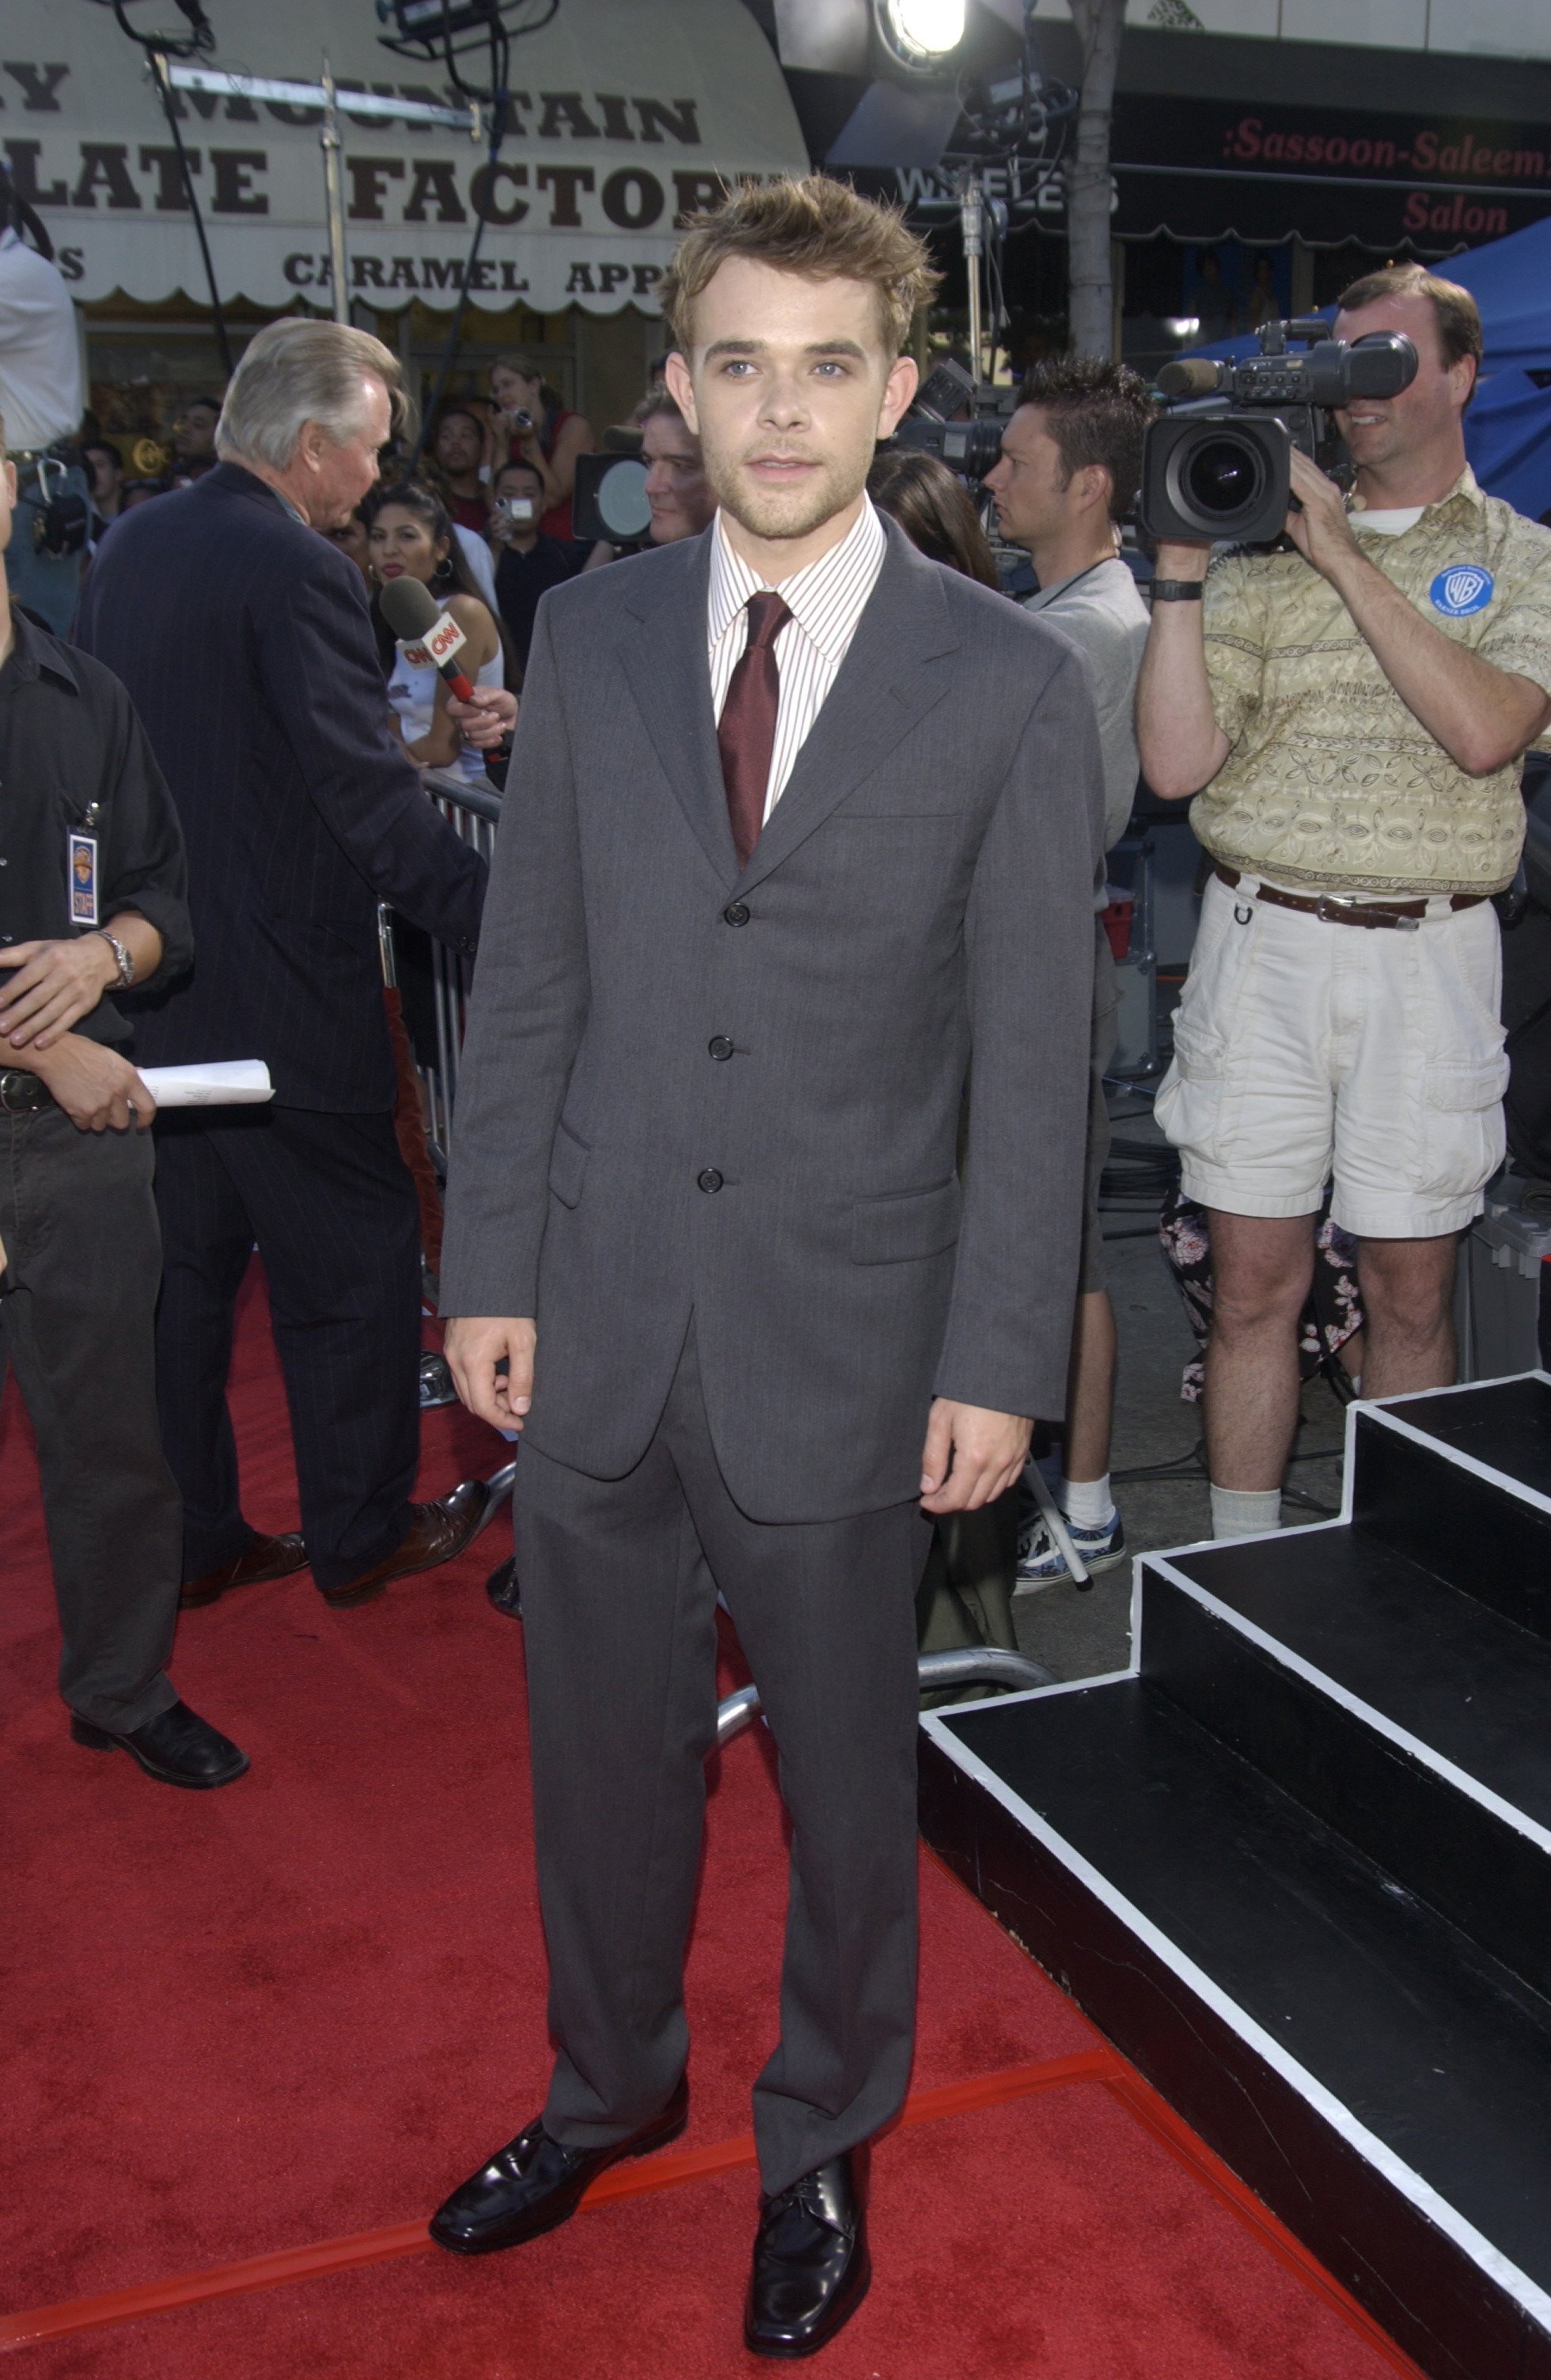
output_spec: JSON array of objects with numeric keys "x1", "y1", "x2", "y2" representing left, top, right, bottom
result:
[{"x1": 707, "y1": 496, "x2": 888, "y2": 826}]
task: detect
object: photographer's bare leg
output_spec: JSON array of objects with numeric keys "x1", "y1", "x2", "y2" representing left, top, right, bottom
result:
[
  {"x1": 1356, "y1": 1234, "x2": 1458, "y2": 1397},
  {"x1": 1204, "y1": 1210, "x2": 1317, "y2": 1491},
  {"x1": 1063, "y1": 1287, "x2": 1117, "y2": 1484}
]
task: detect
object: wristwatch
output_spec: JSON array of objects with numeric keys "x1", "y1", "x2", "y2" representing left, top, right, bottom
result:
[
  {"x1": 93, "y1": 928, "x2": 135, "y2": 990},
  {"x1": 1151, "y1": 579, "x2": 1207, "y2": 601}
]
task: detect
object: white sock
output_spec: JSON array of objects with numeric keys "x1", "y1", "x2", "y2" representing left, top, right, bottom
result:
[
  {"x1": 1210, "y1": 1484, "x2": 1283, "y2": 1540},
  {"x1": 1058, "y1": 1474, "x2": 1113, "y2": 1531}
]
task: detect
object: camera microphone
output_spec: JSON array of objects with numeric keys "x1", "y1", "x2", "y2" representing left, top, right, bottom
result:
[
  {"x1": 1156, "y1": 358, "x2": 1223, "y2": 400},
  {"x1": 378, "y1": 575, "x2": 476, "y2": 702}
]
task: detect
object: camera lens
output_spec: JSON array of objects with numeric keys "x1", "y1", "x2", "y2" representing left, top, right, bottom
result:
[{"x1": 1183, "y1": 435, "x2": 1265, "y2": 518}]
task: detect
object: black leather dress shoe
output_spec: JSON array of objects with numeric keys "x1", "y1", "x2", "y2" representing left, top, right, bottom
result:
[
  {"x1": 430, "y1": 2076, "x2": 688, "y2": 2255},
  {"x1": 486, "y1": 1554, "x2": 521, "y2": 1616},
  {"x1": 745, "y1": 2152, "x2": 870, "y2": 2359},
  {"x1": 70, "y1": 1699, "x2": 249, "y2": 1790}
]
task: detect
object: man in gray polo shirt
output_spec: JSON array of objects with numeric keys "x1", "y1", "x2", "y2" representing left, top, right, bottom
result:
[{"x1": 985, "y1": 357, "x2": 1153, "y2": 1586}]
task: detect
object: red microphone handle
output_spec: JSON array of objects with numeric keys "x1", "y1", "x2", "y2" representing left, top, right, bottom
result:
[{"x1": 440, "y1": 663, "x2": 476, "y2": 702}]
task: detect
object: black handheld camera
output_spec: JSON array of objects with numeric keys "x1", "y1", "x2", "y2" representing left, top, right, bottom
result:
[
  {"x1": 1139, "y1": 318, "x2": 1418, "y2": 546},
  {"x1": 889, "y1": 358, "x2": 1012, "y2": 485}
]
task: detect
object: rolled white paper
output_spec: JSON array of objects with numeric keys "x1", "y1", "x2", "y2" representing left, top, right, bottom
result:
[{"x1": 138, "y1": 1060, "x2": 275, "y2": 1109}]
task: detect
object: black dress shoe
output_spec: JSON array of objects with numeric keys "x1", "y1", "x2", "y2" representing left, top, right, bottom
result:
[
  {"x1": 486, "y1": 1554, "x2": 521, "y2": 1616},
  {"x1": 70, "y1": 1699, "x2": 249, "y2": 1790},
  {"x1": 745, "y1": 2152, "x2": 870, "y2": 2359},
  {"x1": 430, "y1": 2076, "x2": 688, "y2": 2255}
]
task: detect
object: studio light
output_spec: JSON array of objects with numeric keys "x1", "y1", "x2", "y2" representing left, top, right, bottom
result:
[{"x1": 874, "y1": 0, "x2": 968, "y2": 69}]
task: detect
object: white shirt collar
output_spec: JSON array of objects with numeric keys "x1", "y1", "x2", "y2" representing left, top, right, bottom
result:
[{"x1": 708, "y1": 497, "x2": 886, "y2": 664}]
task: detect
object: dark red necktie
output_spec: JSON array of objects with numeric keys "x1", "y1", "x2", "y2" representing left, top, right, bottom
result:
[{"x1": 718, "y1": 591, "x2": 791, "y2": 868}]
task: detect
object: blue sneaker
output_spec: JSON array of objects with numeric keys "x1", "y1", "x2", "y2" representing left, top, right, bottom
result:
[{"x1": 1014, "y1": 1503, "x2": 1126, "y2": 1592}]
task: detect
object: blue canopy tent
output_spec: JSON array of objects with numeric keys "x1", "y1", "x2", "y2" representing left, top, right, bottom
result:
[{"x1": 1182, "y1": 211, "x2": 1551, "y2": 520}]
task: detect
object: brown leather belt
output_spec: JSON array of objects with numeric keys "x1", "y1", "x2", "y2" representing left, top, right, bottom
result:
[{"x1": 1212, "y1": 862, "x2": 1488, "y2": 930}]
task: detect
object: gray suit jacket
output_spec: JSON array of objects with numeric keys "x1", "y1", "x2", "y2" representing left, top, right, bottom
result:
[{"x1": 439, "y1": 517, "x2": 1103, "y2": 1522}]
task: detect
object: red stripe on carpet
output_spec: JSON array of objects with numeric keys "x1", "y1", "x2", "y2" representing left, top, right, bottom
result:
[
  {"x1": 0, "y1": 2052, "x2": 1120, "y2": 2352},
  {"x1": 1101, "y1": 2075, "x2": 1431, "y2": 2380}
]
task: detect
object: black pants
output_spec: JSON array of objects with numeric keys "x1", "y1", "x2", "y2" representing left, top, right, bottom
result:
[
  {"x1": 0, "y1": 1105, "x2": 180, "y2": 1730},
  {"x1": 518, "y1": 1321, "x2": 931, "y2": 2200},
  {"x1": 152, "y1": 1105, "x2": 421, "y2": 1596}
]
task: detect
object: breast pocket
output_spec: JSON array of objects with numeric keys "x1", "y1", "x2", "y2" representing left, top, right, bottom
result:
[{"x1": 851, "y1": 1177, "x2": 961, "y2": 1265}]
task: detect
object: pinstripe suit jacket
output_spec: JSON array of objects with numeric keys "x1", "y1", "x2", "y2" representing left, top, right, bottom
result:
[
  {"x1": 76, "y1": 464, "x2": 486, "y2": 1112},
  {"x1": 439, "y1": 518, "x2": 1104, "y2": 1522}
]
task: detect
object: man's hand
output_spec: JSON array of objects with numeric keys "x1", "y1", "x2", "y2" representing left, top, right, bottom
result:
[
  {"x1": 30, "y1": 1034, "x2": 156, "y2": 1131},
  {"x1": 920, "y1": 1400, "x2": 1033, "y2": 1516},
  {"x1": 1152, "y1": 539, "x2": 1214, "y2": 583},
  {"x1": 1284, "y1": 449, "x2": 1362, "y2": 579},
  {"x1": 0, "y1": 935, "x2": 116, "y2": 1050},
  {"x1": 446, "y1": 685, "x2": 518, "y2": 753},
  {"x1": 445, "y1": 1315, "x2": 537, "y2": 1431}
]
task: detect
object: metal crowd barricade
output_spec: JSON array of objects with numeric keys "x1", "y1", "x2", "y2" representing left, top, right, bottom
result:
[
  {"x1": 381, "y1": 775, "x2": 511, "y2": 1514},
  {"x1": 385, "y1": 770, "x2": 502, "y2": 1175}
]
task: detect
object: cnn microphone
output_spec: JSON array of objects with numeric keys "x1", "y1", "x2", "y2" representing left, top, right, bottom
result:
[{"x1": 378, "y1": 574, "x2": 476, "y2": 700}]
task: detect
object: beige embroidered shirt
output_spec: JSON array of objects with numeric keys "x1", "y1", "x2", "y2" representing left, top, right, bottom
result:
[{"x1": 1194, "y1": 468, "x2": 1551, "y2": 895}]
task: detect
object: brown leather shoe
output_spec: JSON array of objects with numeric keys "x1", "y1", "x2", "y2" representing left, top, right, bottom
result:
[
  {"x1": 180, "y1": 1533, "x2": 307, "y2": 1609},
  {"x1": 320, "y1": 1479, "x2": 494, "y2": 1609}
]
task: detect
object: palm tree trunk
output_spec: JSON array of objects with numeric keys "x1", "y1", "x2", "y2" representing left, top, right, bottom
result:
[{"x1": 1065, "y1": 0, "x2": 1127, "y2": 358}]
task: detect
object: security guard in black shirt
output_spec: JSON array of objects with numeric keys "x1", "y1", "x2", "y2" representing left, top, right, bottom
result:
[{"x1": 0, "y1": 427, "x2": 246, "y2": 1789}]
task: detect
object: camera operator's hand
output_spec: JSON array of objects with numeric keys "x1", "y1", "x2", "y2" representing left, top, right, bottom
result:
[
  {"x1": 1152, "y1": 540, "x2": 1213, "y2": 582},
  {"x1": 446, "y1": 686, "x2": 517, "y2": 752},
  {"x1": 30, "y1": 1034, "x2": 156, "y2": 1132},
  {"x1": 1284, "y1": 449, "x2": 1361, "y2": 578}
]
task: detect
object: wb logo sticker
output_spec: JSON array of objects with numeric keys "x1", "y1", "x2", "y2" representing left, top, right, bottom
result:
[{"x1": 1430, "y1": 565, "x2": 1494, "y2": 617}]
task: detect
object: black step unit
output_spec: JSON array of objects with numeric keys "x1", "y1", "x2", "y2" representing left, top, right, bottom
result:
[
  {"x1": 1351, "y1": 1392, "x2": 1551, "y2": 1643},
  {"x1": 1143, "y1": 1529, "x2": 1551, "y2": 1997},
  {"x1": 920, "y1": 1681, "x2": 1551, "y2": 2380},
  {"x1": 1383, "y1": 1375, "x2": 1551, "y2": 1501}
]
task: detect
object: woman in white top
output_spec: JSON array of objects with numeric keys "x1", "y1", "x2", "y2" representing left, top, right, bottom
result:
[{"x1": 366, "y1": 480, "x2": 506, "y2": 781}]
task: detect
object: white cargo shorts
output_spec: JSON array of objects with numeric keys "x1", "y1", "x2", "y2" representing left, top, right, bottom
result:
[{"x1": 1155, "y1": 871, "x2": 1508, "y2": 1240}]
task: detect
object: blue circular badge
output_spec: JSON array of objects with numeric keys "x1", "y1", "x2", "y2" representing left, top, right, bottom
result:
[{"x1": 1430, "y1": 564, "x2": 1494, "y2": 617}]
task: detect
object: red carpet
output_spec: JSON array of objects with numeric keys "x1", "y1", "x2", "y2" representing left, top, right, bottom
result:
[{"x1": 1, "y1": 1264, "x2": 1416, "y2": 2376}]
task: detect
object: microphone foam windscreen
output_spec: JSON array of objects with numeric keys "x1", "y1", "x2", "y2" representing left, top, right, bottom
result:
[
  {"x1": 1156, "y1": 359, "x2": 1223, "y2": 400},
  {"x1": 378, "y1": 574, "x2": 442, "y2": 642}
]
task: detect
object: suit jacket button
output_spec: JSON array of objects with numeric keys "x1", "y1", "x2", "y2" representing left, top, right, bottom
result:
[
  {"x1": 697, "y1": 1168, "x2": 723, "y2": 1193},
  {"x1": 722, "y1": 901, "x2": 750, "y2": 927},
  {"x1": 708, "y1": 1036, "x2": 734, "y2": 1061}
]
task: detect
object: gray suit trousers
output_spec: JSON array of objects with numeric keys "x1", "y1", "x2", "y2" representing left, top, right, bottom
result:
[{"x1": 518, "y1": 1322, "x2": 931, "y2": 2199}]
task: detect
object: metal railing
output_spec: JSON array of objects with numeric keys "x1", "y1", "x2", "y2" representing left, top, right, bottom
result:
[
  {"x1": 407, "y1": 770, "x2": 501, "y2": 1171},
  {"x1": 715, "y1": 1649, "x2": 1057, "y2": 1748}
]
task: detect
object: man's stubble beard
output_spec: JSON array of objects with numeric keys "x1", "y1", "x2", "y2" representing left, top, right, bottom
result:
[{"x1": 703, "y1": 442, "x2": 867, "y2": 551}]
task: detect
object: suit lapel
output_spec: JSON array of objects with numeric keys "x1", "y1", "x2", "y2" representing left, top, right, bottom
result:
[
  {"x1": 616, "y1": 535, "x2": 739, "y2": 890},
  {"x1": 736, "y1": 525, "x2": 961, "y2": 896}
]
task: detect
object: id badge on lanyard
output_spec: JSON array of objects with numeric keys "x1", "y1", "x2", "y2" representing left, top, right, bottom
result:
[{"x1": 69, "y1": 832, "x2": 100, "y2": 927}]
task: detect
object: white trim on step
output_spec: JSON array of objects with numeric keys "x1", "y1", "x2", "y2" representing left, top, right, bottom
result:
[{"x1": 920, "y1": 1707, "x2": 1551, "y2": 2331}]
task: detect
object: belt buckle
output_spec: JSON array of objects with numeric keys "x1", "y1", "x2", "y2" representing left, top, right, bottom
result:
[{"x1": 0, "y1": 1070, "x2": 43, "y2": 1114}]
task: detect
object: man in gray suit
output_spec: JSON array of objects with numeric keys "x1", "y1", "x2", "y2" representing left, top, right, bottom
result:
[{"x1": 432, "y1": 177, "x2": 1102, "y2": 2357}]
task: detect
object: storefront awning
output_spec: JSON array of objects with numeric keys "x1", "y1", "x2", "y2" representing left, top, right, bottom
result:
[
  {"x1": 2, "y1": 0, "x2": 809, "y2": 314},
  {"x1": 1108, "y1": 95, "x2": 1551, "y2": 252}
]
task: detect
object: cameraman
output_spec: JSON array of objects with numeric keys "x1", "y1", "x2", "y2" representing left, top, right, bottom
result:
[
  {"x1": 1138, "y1": 266, "x2": 1551, "y2": 1540},
  {"x1": 0, "y1": 168, "x2": 86, "y2": 636},
  {"x1": 984, "y1": 358, "x2": 1152, "y2": 1585}
]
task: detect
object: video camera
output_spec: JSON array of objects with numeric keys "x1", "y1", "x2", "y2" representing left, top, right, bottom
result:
[
  {"x1": 889, "y1": 358, "x2": 1012, "y2": 486},
  {"x1": 1139, "y1": 318, "x2": 1418, "y2": 546}
]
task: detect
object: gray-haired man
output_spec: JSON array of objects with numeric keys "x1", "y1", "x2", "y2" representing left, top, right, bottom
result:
[{"x1": 78, "y1": 321, "x2": 491, "y2": 1612}]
